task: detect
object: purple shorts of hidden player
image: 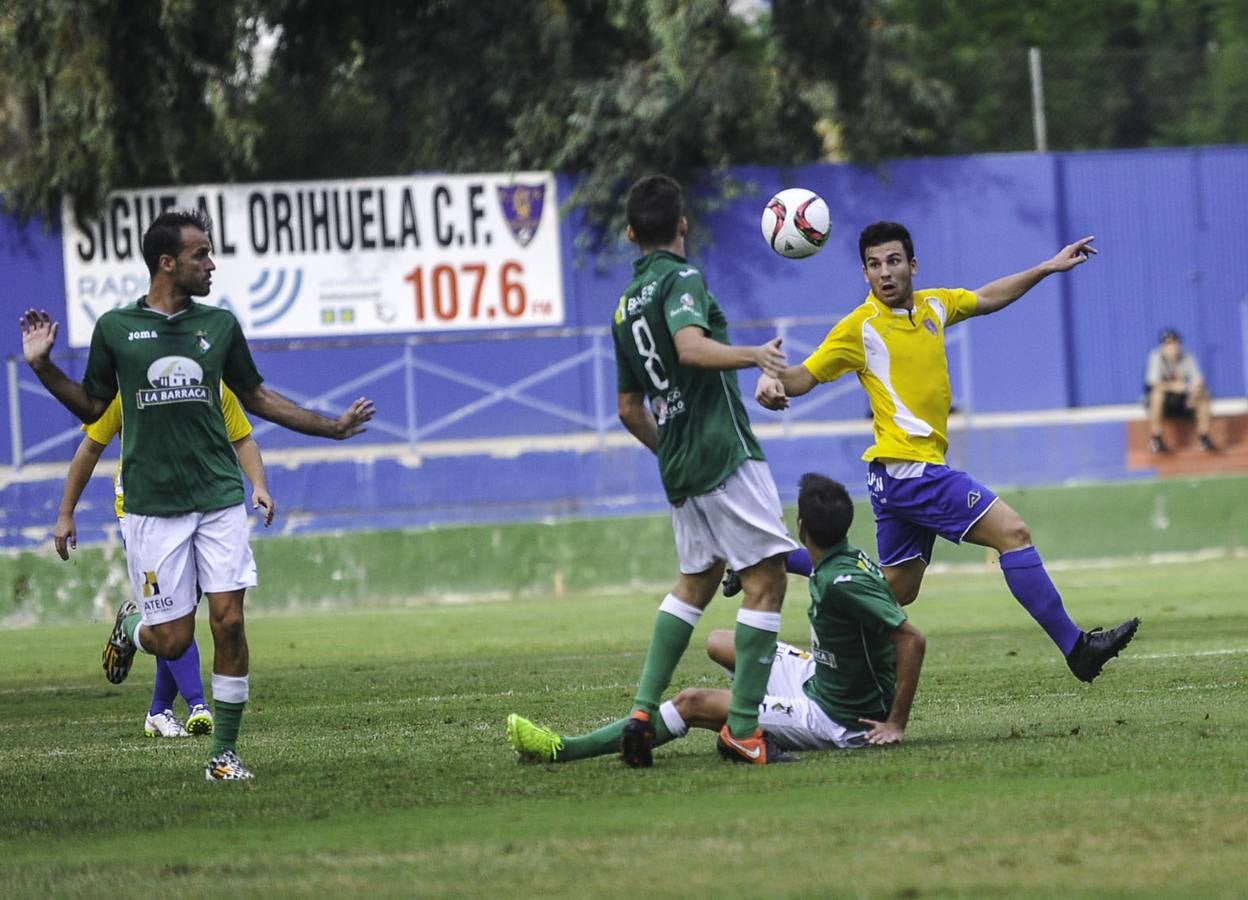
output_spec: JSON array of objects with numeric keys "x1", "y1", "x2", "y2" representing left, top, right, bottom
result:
[{"x1": 866, "y1": 460, "x2": 999, "y2": 567}]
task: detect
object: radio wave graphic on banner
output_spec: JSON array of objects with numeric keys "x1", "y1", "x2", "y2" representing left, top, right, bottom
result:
[{"x1": 220, "y1": 268, "x2": 304, "y2": 329}]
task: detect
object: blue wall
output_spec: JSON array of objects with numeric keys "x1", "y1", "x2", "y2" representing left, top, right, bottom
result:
[
  {"x1": 4, "y1": 147, "x2": 1247, "y2": 548},
  {"x1": 1058, "y1": 146, "x2": 1248, "y2": 405}
]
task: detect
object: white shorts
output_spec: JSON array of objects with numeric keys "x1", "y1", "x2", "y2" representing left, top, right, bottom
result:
[
  {"x1": 121, "y1": 504, "x2": 257, "y2": 626},
  {"x1": 757, "y1": 642, "x2": 869, "y2": 751},
  {"x1": 671, "y1": 459, "x2": 799, "y2": 574}
]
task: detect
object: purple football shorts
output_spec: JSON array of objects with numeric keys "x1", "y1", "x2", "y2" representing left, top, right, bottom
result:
[{"x1": 866, "y1": 460, "x2": 998, "y2": 567}]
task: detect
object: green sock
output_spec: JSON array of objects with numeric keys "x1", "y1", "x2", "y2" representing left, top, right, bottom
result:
[
  {"x1": 557, "y1": 714, "x2": 676, "y2": 762},
  {"x1": 210, "y1": 700, "x2": 246, "y2": 758},
  {"x1": 631, "y1": 609, "x2": 696, "y2": 717},
  {"x1": 726, "y1": 622, "x2": 778, "y2": 738},
  {"x1": 122, "y1": 612, "x2": 142, "y2": 644}
]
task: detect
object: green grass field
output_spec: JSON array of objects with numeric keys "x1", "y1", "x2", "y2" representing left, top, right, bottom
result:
[{"x1": 2, "y1": 549, "x2": 1246, "y2": 897}]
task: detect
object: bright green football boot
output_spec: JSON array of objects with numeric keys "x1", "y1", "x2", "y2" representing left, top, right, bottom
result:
[{"x1": 506, "y1": 714, "x2": 563, "y2": 762}]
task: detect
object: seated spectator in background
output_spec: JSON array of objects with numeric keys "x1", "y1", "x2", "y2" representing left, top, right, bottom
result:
[{"x1": 1145, "y1": 328, "x2": 1215, "y2": 453}]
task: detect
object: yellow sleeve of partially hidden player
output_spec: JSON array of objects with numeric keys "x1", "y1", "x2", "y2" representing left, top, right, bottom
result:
[
  {"x1": 79, "y1": 397, "x2": 125, "y2": 520},
  {"x1": 82, "y1": 395, "x2": 123, "y2": 445},
  {"x1": 802, "y1": 309, "x2": 869, "y2": 383},
  {"x1": 220, "y1": 384, "x2": 253, "y2": 442}
]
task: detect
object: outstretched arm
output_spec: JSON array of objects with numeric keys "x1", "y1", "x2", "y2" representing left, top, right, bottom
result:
[
  {"x1": 973, "y1": 236, "x2": 1097, "y2": 316},
  {"x1": 673, "y1": 327, "x2": 787, "y2": 378},
  {"x1": 236, "y1": 384, "x2": 374, "y2": 439},
  {"x1": 20, "y1": 309, "x2": 110, "y2": 423},
  {"x1": 55, "y1": 436, "x2": 108, "y2": 560},
  {"x1": 618, "y1": 391, "x2": 658, "y2": 453},
  {"x1": 232, "y1": 434, "x2": 275, "y2": 527},
  {"x1": 755, "y1": 364, "x2": 819, "y2": 411},
  {"x1": 860, "y1": 620, "x2": 926, "y2": 745}
]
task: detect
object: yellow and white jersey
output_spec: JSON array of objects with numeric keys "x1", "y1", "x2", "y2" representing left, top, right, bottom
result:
[
  {"x1": 83, "y1": 384, "x2": 253, "y2": 519},
  {"x1": 802, "y1": 289, "x2": 978, "y2": 464}
]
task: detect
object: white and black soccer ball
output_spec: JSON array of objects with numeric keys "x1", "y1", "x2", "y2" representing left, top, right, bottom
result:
[{"x1": 760, "y1": 188, "x2": 830, "y2": 259}]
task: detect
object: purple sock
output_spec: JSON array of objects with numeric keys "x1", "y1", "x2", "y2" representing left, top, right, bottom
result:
[
  {"x1": 151, "y1": 659, "x2": 177, "y2": 715},
  {"x1": 165, "y1": 639, "x2": 207, "y2": 709},
  {"x1": 786, "y1": 548, "x2": 813, "y2": 576},
  {"x1": 1000, "y1": 546, "x2": 1082, "y2": 655}
]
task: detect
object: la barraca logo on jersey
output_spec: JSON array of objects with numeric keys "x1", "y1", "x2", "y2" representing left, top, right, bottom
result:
[{"x1": 137, "y1": 356, "x2": 212, "y2": 408}]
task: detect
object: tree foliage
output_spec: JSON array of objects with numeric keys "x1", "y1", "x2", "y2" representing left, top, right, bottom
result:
[
  {"x1": 0, "y1": 0, "x2": 261, "y2": 218},
  {"x1": 769, "y1": 0, "x2": 954, "y2": 161},
  {"x1": 4, "y1": 0, "x2": 1248, "y2": 235},
  {"x1": 0, "y1": 0, "x2": 831, "y2": 248},
  {"x1": 242, "y1": 0, "x2": 827, "y2": 253},
  {"x1": 883, "y1": 0, "x2": 1248, "y2": 153}
]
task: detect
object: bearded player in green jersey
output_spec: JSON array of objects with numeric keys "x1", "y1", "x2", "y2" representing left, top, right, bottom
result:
[
  {"x1": 609, "y1": 175, "x2": 800, "y2": 767},
  {"x1": 508, "y1": 473, "x2": 926, "y2": 763},
  {"x1": 20, "y1": 209, "x2": 374, "y2": 782}
]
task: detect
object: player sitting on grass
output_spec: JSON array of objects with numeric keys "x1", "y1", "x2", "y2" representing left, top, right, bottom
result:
[{"x1": 507, "y1": 473, "x2": 925, "y2": 763}]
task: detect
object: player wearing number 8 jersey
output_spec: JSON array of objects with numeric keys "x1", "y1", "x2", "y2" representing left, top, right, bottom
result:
[
  {"x1": 610, "y1": 174, "x2": 800, "y2": 767},
  {"x1": 615, "y1": 250, "x2": 766, "y2": 499}
]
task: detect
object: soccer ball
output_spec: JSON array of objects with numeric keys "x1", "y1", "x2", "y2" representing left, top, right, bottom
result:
[{"x1": 760, "y1": 188, "x2": 830, "y2": 259}]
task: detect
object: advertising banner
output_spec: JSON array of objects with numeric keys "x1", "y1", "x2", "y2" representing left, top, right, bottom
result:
[{"x1": 61, "y1": 172, "x2": 564, "y2": 346}]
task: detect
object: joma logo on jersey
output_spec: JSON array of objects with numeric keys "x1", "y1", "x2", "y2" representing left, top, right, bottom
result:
[{"x1": 128, "y1": 329, "x2": 159, "y2": 341}]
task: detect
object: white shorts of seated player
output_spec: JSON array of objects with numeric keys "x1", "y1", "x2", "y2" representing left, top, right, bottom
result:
[{"x1": 754, "y1": 642, "x2": 869, "y2": 750}]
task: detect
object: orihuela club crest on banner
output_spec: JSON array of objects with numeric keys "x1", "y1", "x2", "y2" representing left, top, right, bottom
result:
[{"x1": 497, "y1": 183, "x2": 546, "y2": 248}]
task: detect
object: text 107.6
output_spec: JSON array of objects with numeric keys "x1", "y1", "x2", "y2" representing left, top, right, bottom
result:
[{"x1": 404, "y1": 261, "x2": 527, "y2": 323}]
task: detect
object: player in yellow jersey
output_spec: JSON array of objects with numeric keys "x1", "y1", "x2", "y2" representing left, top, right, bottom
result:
[
  {"x1": 54, "y1": 385, "x2": 274, "y2": 737},
  {"x1": 754, "y1": 221, "x2": 1139, "y2": 683}
]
